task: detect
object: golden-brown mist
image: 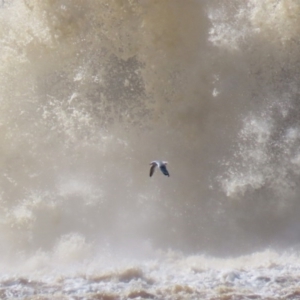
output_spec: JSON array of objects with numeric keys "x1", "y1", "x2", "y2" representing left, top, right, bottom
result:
[{"x1": 0, "y1": 0, "x2": 300, "y2": 269}]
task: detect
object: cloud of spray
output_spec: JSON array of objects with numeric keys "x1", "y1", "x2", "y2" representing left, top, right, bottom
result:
[
  {"x1": 210, "y1": 0, "x2": 300, "y2": 248},
  {"x1": 1, "y1": 0, "x2": 300, "y2": 271}
]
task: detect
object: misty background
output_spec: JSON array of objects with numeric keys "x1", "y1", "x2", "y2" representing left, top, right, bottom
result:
[{"x1": 0, "y1": 0, "x2": 300, "y2": 270}]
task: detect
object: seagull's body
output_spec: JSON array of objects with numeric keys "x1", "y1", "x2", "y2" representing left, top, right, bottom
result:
[{"x1": 149, "y1": 160, "x2": 170, "y2": 177}]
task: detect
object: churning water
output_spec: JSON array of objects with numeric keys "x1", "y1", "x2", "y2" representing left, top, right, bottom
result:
[{"x1": 1, "y1": 0, "x2": 300, "y2": 299}]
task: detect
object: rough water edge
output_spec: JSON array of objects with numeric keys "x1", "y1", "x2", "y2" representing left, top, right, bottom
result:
[{"x1": 1, "y1": 250, "x2": 300, "y2": 299}]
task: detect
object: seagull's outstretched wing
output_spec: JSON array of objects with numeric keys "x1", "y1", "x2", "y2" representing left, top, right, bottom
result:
[
  {"x1": 149, "y1": 164, "x2": 157, "y2": 177},
  {"x1": 160, "y1": 165, "x2": 170, "y2": 177}
]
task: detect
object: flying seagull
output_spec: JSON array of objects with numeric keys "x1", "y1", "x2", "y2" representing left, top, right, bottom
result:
[{"x1": 149, "y1": 160, "x2": 170, "y2": 177}]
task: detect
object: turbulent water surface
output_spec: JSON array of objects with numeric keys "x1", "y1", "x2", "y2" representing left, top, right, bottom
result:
[{"x1": 1, "y1": 0, "x2": 300, "y2": 299}]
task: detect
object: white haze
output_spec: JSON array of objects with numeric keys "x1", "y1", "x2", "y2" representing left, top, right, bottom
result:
[{"x1": 0, "y1": 0, "x2": 300, "y2": 275}]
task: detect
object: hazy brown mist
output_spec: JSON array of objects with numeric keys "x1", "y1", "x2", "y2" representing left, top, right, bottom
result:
[{"x1": 0, "y1": 0, "x2": 300, "y2": 268}]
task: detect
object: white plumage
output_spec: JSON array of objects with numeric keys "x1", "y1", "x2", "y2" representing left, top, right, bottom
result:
[{"x1": 149, "y1": 160, "x2": 170, "y2": 177}]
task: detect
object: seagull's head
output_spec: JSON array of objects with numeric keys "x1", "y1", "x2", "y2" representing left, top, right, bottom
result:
[{"x1": 162, "y1": 161, "x2": 168, "y2": 165}]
